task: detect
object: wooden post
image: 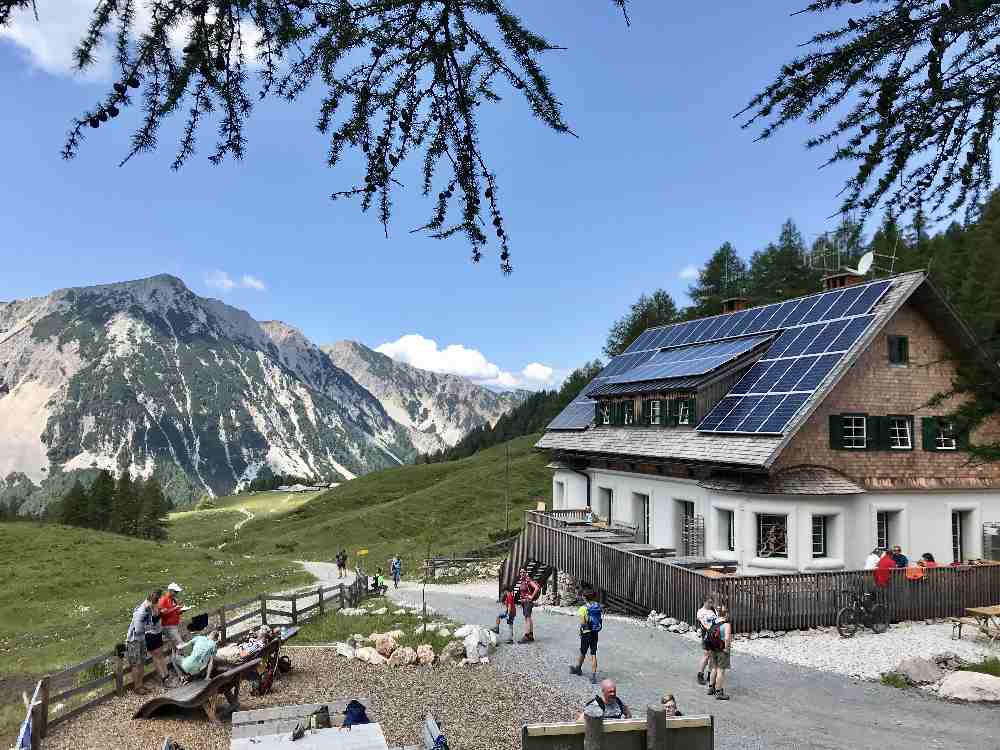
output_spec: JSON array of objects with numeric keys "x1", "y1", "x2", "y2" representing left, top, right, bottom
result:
[
  {"x1": 646, "y1": 704, "x2": 666, "y2": 750},
  {"x1": 318, "y1": 586, "x2": 325, "y2": 615},
  {"x1": 29, "y1": 694, "x2": 41, "y2": 750},
  {"x1": 583, "y1": 712, "x2": 604, "y2": 750},
  {"x1": 37, "y1": 677, "x2": 50, "y2": 740},
  {"x1": 218, "y1": 607, "x2": 227, "y2": 643},
  {"x1": 339, "y1": 583, "x2": 346, "y2": 610},
  {"x1": 114, "y1": 653, "x2": 125, "y2": 697},
  {"x1": 291, "y1": 595, "x2": 298, "y2": 625},
  {"x1": 260, "y1": 594, "x2": 268, "y2": 626}
]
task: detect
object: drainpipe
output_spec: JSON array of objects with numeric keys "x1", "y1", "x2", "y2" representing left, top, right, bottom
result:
[{"x1": 569, "y1": 466, "x2": 591, "y2": 509}]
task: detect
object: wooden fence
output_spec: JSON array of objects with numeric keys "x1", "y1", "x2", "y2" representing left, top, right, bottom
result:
[
  {"x1": 12, "y1": 570, "x2": 369, "y2": 749},
  {"x1": 502, "y1": 511, "x2": 1000, "y2": 633}
]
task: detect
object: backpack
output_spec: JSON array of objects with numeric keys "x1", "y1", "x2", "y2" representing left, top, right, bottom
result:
[
  {"x1": 704, "y1": 621, "x2": 724, "y2": 652},
  {"x1": 586, "y1": 602, "x2": 603, "y2": 633}
]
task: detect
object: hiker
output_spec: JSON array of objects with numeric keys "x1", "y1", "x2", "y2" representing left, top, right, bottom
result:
[
  {"x1": 173, "y1": 630, "x2": 221, "y2": 680},
  {"x1": 890, "y1": 545, "x2": 909, "y2": 568},
  {"x1": 570, "y1": 590, "x2": 602, "y2": 683},
  {"x1": 390, "y1": 555, "x2": 402, "y2": 589},
  {"x1": 864, "y1": 547, "x2": 882, "y2": 570},
  {"x1": 335, "y1": 550, "x2": 345, "y2": 578},
  {"x1": 125, "y1": 591, "x2": 160, "y2": 695},
  {"x1": 577, "y1": 679, "x2": 631, "y2": 721},
  {"x1": 157, "y1": 583, "x2": 185, "y2": 653},
  {"x1": 492, "y1": 585, "x2": 517, "y2": 644},
  {"x1": 660, "y1": 694, "x2": 683, "y2": 717},
  {"x1": 874, "y1": 548, "x2": 897, "y2": 587},
  {"x1": 373, "y1": 568, "x2": 388, "y2": 595},
  {"x1": 516, "y1": 569, "x2": 541, "y2": 643},
  {"x1": 215, "y1": 626, "x2": 274, "y2": 667},
  {"x1": 145, "y1": 588, "x2": 170, "y2": 685},
  {"x1": 695, "y1": 595, "x2": 717, "y2": 685},
  {"x1": 705, "y1": 605, "x2": 733, "y2": 701},
  {"x1": 919, "y1": 552, "x2": 938, "y2": 568}
]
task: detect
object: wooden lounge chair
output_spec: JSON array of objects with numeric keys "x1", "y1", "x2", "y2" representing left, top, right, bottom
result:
[{"x1": 133, "y1": 658, "x2": 261, "y2": 724}]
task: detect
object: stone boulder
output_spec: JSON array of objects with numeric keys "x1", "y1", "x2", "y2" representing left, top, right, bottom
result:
[
  {"x1": 388, "y1": 646, "x2": 417, "y2": 667},
  {"x1": 375, "y1": 634, "x2": 399, "y2": 658},
  {"x1": 439, "y1": 640, "x2": 465, "y2": 666},
  {"x1": 386, "y1": 629, "x2": 406, "y2": 640},
  {"x1": 349, "y1": 633, "x2": 366, "y2": 647},
  {"x1": 937, "y1": 671, "x2": 1000, "y2": 702},
  {"x1": 416, "y1": 644, "x2": 435, "y2": 666},
  {"x1": 463, "y1": 632, "x2": 481, "y2": 662},
  {"x1": 453, "y1": 624, "x2": 476, "y2": 638},
  {"x1": 895, "y1": 657, "x2": 945, "y2": 685},
  {"x1": 354, "y1": 646, "x2": 376, "y2": 663},
  {"x1": 668, "y1": 622, "x2": 691, "y2": 634},
  {"x1": 368, "y1": 651, "x2": 388, "y2": 666},
  {"x1": 334, "y1": 642, "x2": 355, "y2": 659},
  {"x1": 661, "y1": 617, "x2": 679, "y2": 627},
  {"x1": 371, "y1": 607, "x2": 388, "y2": 615}
]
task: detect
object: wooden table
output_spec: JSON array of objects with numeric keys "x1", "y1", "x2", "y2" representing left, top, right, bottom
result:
[
  {"x1": 232, "y1": 701, "x2": 354, "y2": 739},
  {"x1": 230, "y1": 723, "x2": 388, "y2": 749},
  {"x1": 966, "y1": 605, "x2": 1000, "y2": 646}
]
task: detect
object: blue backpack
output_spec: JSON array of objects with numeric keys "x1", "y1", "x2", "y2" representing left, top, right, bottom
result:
[{"x1": 587, "y1": 602, "x2": 603, "y2": 633}]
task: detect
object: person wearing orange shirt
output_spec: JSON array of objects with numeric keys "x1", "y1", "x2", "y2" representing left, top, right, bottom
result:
[{"x1": 157, "y1": 582, "x2": 185, "y2": 652}]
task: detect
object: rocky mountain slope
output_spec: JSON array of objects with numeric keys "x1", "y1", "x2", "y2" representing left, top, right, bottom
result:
[
  {"x1": 323, "y1": 340, "x2": 526, "y2": 454},
  {"x1": 0, "y1": 275, "x2": 414, "y2": 510}
]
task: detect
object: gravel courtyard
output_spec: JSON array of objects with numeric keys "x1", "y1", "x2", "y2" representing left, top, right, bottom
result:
[{"x1": 42, "y1": 646, "x2": 576, "y2": 750}]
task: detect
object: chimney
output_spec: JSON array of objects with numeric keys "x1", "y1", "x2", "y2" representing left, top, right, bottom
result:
[
  {"x1": 721, "y1": 297, "x2": 749, "y2": 313},
  {"x1": 821, "y1": 271, "x2": 865, "y2": 291}
]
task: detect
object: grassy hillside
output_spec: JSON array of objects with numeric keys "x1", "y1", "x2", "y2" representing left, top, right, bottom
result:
[
  {"x1": 224, "y1": 434, "x2": 550, "y2": 569},
  {"x1": 168, "y1": 490, "x2": 324, "y2": 548},
  {"x1": 0, "y1": 522, "x2": 312, "y2": 679}
]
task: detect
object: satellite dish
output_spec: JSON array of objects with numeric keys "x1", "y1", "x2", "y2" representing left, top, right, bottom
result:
[{"x1": 856, "y1": 251, "x2": 874, "y2": 275}]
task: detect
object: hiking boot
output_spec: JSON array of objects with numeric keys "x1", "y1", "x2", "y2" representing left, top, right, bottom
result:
[
  {"x1": 696, "y1": 672, "x2": 706, "y2": 685},
  {"x1": 715, "y1": 691, "x2": 730, "y2": 701},
  {"x1": 590, "y1": 673, "x2": 599, "y2": 685},
  {"x1": 517, "y1": 635, "x2": 532, "y2": 644},
  {"x1": 569, "y1": 666, "x2": 583, "y2": 676},
  {"x1": 706, "y1": 686, "x2": 716, "y2": 696}
]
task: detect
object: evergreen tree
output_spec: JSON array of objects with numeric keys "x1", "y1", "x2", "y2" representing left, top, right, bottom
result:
[
  {"x1": 110, "y1": 470, "x2": 139, "y2": 536},
  {"x1": 748, "y1": 220, "x2": 823, "y2": 304},
  {"x1": 604, "y1": 290, "x2": 680, "y2": 357},
  {"x1": 86, "y1": 470, "x2": 115, "y2": 531},
  {"x1": 137, "y1": 477, "x2": 168, "y2": 541},
  {"x1": 686, "y1": 243, "x2": 747, "y2": 318},
  {"x1": 59, "y1": 480, "x2": 89, "y2": 528}
]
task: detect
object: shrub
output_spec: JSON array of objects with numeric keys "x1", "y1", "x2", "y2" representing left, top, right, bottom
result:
[
  {"x1": 960, "y1": 657, "x2": 1000, "y2": 677},
  {"x1": 880, "y1": 673, "x2": 908, "y2": 689},
  {"x1": 195, "y1": 497, "x2": 217, "y2": 510}
]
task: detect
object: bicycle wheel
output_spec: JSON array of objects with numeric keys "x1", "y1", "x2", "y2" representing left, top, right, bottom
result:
[
  {"x1": 868, "y1": 603, "x2": 889, "y2": 634},
  {"x1": 836, "y1": 606, "x2": 859, "y2": 638}
]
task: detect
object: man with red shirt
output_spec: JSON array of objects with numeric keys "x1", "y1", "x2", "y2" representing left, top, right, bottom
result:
[
  {"x1": 874, "y1": 550, "x2": 896, "y2": 587},
  {"x1": 158, "y1": 582, "x2": 185, "y2": 652},
  {"x1": 516, "y1": 570, "x2": 541, "y2": 643}
]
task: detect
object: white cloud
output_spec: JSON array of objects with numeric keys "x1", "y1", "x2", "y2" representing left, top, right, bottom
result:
[
  {"x1": 376, "y1": 334, "x2": 556, "y2": 390},
  {"x1": 679, "y1": 264, "x2": 699, "y2": 281},
  {"x1": 205, "y1": 270, "x2": 267, "y2": 292},
  {"x1": 1, "y1": 2, "x2": 263, "y2": 80}
]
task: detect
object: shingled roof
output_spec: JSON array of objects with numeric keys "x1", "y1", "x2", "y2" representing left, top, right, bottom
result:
[{"x1": 537, "y1": 270, "x2": 928, "y2": 469}]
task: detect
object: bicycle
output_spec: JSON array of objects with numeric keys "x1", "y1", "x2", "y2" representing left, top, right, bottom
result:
[{"x1": 836, "y1": 590, "x2": 889, "y2": 637}]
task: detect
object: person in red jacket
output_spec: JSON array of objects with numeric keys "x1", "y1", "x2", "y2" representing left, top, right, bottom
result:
[
  {"x1": 158, "y1": 582, "x2": 185, "y2": 652},
  {"x1": 874, "y1": 550, "x2": 896, "y2": 587}
]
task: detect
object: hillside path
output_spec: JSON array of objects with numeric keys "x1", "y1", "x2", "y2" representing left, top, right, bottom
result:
[
  {"x1": 298, "y1": 560, "x2": 357, "y2": 587},
  {"x1": 387, "y1": 588, "x2": 998, "y2": 750}
]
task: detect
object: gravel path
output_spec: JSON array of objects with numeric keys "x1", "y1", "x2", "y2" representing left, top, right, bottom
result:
[
  {"x1": 43, "y1": 648, "x2": 574, "y2": 750},
  {"x1": 390, "y1": 589, "x2": 1000, "y2": 750}
]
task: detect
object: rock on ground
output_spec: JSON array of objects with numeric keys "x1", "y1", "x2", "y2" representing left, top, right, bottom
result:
[
  {"x1": 440, "y1": 640, "x2": 465, "y2": 666},
  {"x1": 416, "y1": 644, "x2": 435, "y2": 666},
  {"x1": 375, "y1": 634, "x2": 399, "y2": 658},
  {"x1": 895, "y1": 656, "x2": 944, "y2": 685},
  {"x1": 937, "y1": 671, "x2": 1000, "y2": 702},
  {"x1": 334, "y1": 642, "x2": 355, "y2": 658},
  {"x1": 388, "y1": 646, "x2": 417, "y2": 667}
]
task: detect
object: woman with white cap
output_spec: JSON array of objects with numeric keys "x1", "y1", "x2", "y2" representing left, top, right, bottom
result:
[{"x1": 157, "y1": 583, "x2": 185, "y2": 655}]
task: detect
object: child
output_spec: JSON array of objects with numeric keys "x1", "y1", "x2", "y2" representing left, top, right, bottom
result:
[
  {"x1": 695, "y1": 596, "x2": 717, "y2": 685},
  {"x1": 492, "y1": 586, "x2": 517, "y2": 644}
]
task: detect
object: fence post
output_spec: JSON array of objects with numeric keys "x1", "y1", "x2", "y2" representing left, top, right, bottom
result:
[
  {"x1": 29, "y1": 693, "x2": 41, "y2": 750},
  {"x1": 218, "y1": 607, "x2": 227, "y2": 643},
  {"x1": 291, "y1": 595, "x2": 298, "y2": 625},
  {"x1": 260, "y1": 594, "x2": 268, "y2": 626},
  {"x1": 114, "y1": 653, "x2": 125, "y2": 697},
  {"x1": 318, "y1": 586, "x2": 325, "y2": 615},
  {"x1": 37, "y1": 676, "x2": 50, "y2": 740},
  {"x1": 645, "y1": 704, "x2": 666, "y2": 750},
  {"x1": 583, "y1": 712, "x2": 604, "y2": 750},
  {"x1": 339, "y1": 583, "x2": 346, "y2": 610}
]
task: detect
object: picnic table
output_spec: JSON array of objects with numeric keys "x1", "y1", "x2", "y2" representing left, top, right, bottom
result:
[
  {"x1": 231, "y1": 701, "x2": 391, "y2": 750},
  {"x1": 966, "y1": 605, "x2": 1000, "y2": 646}
]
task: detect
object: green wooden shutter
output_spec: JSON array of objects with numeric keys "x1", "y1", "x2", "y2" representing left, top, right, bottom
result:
[
  {"x1": 658, "y1": 399, "x2": 669, "y2": 428},
  {"x1": 922, "y1": 417, "x2": 937, "y2": 451},
  {"x1": 865, "y1": 415, "x2": 879, "y2": 450},
  {"x1": 829, "y1": 415, "x2": 843, "y2": 449},
  {"x1": 594, "y1": 402, "x2": 602, "y2": 426},
  {"x1": 640, "y1": 398, "x2": 649, "y2": 426},
  {"x1": 876, "y1": 416, "x2": 891, "y2": 451},
  {"x1": 958, "y1": 424, "x2": 971, "y2": 451},
  {"x1": 687, "y1": 397, "x2": 697, "y2": 425},
  {"x1": 668, "y1": 398, "x2": 679, "y2": 427}
]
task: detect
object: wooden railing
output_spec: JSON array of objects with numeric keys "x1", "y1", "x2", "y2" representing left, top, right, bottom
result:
[
  {"x1": 10, "y1": 569, "x2": 369, "y2": 748},
  {"x1": 504, "y1": 512, "x2": 1000, "y2": 633}
]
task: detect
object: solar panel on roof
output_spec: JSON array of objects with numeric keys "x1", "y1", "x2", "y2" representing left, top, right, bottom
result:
[
  {"x1": 716, "y1": 395, "x2": 764, "y2": 431},
  {"x1": 829, "y1": 315, "x2": 874, "y2": 351},
  {"x1": 821, "y1": 284, "x2": 865, "y2": 321},
  {"x1": 803, "y1": 319, "x2": 850, "y2": 355},
  {"x1": 779, "y1": 323, "x2": 826, "y2": 358},
  {"x1": 773, "y1": 355, "x2": 819, "y2": 392},
  {"x1": 745, "y1": 303, "x2": 782, "y2": 334},
  {"x1": 795, "y1": 352, "x2": 843, "y2": 391},
  {"x1": 758, "y1": 393, "x2": 810, "y2": 434},
  {"x1": 729, "y1": 361, "x2": 773, "y2": 395},
  {"x1": 735, "y1": 394, "x2": 786, "y2": 432},
  {"x1": 781, "y1": 296, "x2": 816, "y2": 327},
  {"x1": 547, "y1": 398, "x2": 597, "y2": 430},
  {"x1": 798, "y1": 290, "x2": 843, "y2": 325},
  {"x1": 606, "y1": 334, "x2": 773, "y2": 385},
  {"x1": 697, "y1": 396, "x2": 744, "y2": 431},
  {"x1": 764, "y1": 299, "x2": 801, "y2": 331},
  {"x1": 749, "y1": 358, "x2": 795, "y2": 392}
]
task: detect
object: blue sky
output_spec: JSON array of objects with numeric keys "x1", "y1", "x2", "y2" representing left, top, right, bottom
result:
[{"x1": 0, "y1": 2, "x2": 862, "y2": 390}]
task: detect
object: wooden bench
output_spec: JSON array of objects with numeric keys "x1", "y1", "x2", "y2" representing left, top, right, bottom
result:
[{"x1": 133, "y1": 658, "x2": 261, "y2": 723}]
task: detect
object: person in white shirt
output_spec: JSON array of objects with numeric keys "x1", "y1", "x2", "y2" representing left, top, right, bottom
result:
[
  {"x1": 695, "y1": 596, "x2": 717, "y2": 686},
  {"x1": 864, "y1": 548, "x2": 883, "y2": 570}
]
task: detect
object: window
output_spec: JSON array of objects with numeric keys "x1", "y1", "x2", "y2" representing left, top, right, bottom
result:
[
  {"x1": 952, "y1": 510, "x2": 963, "y2": 563},
  {"x1": 716, "y1": 508, "x2": 736, "y2": 552},
  {"x1": 888, "y1": 416, "x2": 912, "y2": 450},
  {"x1": 601, "y1": 403, "x2": 610, "y2": 425},
  {"x1": 936, "y1": 420, "x2": 957, "y2": 451},
  {"x1": 812, "y1": 515, "x2": 827, "y2": 558},
  {"x1": 843, "y1": 415, "x2": 867, "y2": 449},
  {"x1": 875, "y1": 510, "x2": 901, "y2": 550},
  {"x1": 888, "y1": 335, "x2": 909, "y2": 365},
  {"x1": 650, "y1": 399, "x2": 661, "y2": 426},
  {"x1": 623, "y1": 401, "x2": 635, "y2": 426},
  {"x1": 677, "y1": 400, "x2": 691, "y2": 425},
  {"x1": 757, "y1": 514, "x2": 788, "y2": 558}
]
